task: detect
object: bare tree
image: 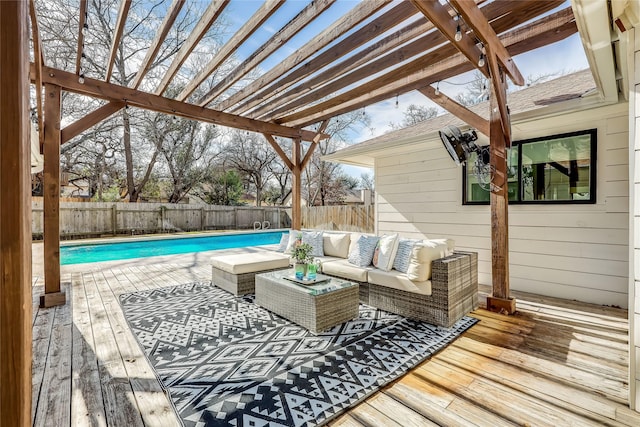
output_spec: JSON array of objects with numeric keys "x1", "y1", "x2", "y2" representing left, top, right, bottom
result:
[
  {"x1": 389, "y1": 104, "x2": 438, "y2": 130},
  {"x1": 36, "y1": 0, "x2": 231, "y2": 201},
  {"x1": 303, "y1": 111, "x2": 371, "y2": 206},
  {"x1": 224, "y1": 132, "x2": 277, "y2": 206},
  {"x1": 360, "y1": 172, "x2": 374, "y2": 191},
  {"x1": 266, "y1": 137, "x2": 292, "y2": 205},
  {"x1": 140, "y1": 113, "x2": 219, "y2": 202}
]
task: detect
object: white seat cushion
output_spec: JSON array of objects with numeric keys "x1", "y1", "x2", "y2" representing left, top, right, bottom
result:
[
  {"x1": 367, "y1": 269, "x2": 432, "y2": 296},
  {"x1": 211, "y1": 252, "x2": 290, "y2": 275},
  {"x1": 321, "y1": 259, "x2": 371, "y2": 283}
]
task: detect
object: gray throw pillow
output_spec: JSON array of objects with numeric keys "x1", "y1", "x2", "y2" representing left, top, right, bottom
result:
[
  {"x1": 347, "y1": 235, "x2": 379, "y2": 267},
  {"x1": 393, "y1": 238, "x2": 420, "y2": 273}
]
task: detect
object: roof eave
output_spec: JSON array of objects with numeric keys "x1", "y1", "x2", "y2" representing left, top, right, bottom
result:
[{"x1": 323, "y1": 93, "x2": 616, "y2": 167}]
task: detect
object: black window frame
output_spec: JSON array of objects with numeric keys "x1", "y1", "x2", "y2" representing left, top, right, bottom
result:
[{"x1": 462, "y1": 129, "x2": 597, "y2": 205}]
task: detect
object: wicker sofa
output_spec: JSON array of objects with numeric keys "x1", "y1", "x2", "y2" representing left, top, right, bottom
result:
[
  {"x1": 308, "y1": 232, "x2": 478, "y2": 328},
  {"x1": 210, "y1": 231, "x2": 479, "y2": 328}
]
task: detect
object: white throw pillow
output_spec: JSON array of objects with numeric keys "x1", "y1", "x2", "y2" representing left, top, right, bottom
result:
[
  {"x1": 372, "y1": 234, "x2": 400, "y2": 272},
  {"x1": 323, "y1": 233, "x2": 350, "y2": 258},
  {"x1": 285, "y1": 231, "x2": 302, "y2": 254},
  {"x1": 406, "y1": 240, "x2": 449, "y2": 281},
  {"x1": 276, "y1": 232, "x2": 290, "y2": 252}
]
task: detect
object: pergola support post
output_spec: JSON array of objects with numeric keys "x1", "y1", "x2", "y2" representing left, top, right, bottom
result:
[
  {"x1": 41, "y1": 83, "x2": 65, "y2": 308},
  {"x1": 486, "y1": 64, "x2": 516, "y2": 314},
  {"x1": 292, "y1": 138, "x2": 302, "y2": 230},
  {"x1": 0, "y1": 0, "x2": 33, "y2": 423}
]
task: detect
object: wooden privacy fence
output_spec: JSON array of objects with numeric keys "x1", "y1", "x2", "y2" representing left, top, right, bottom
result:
[
  {"x1": 301, "y1": 205, "x2": 374, "y2": 233},
  {"x1": 32, "y1": 200, "x2": 291, "y2": 239}
]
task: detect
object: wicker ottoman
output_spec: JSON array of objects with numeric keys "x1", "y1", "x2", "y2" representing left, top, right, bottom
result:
[
  {"x1": 211, "y1": 252, "x2": 291, "y2": 295},
  {"x1": 255, "y1": 269, "x2": 359, "y2": 334}
]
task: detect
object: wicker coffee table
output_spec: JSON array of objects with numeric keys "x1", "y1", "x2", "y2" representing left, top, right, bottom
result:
[{"x1": 255, "y1": 269, "x2": 359, "y2": 334}]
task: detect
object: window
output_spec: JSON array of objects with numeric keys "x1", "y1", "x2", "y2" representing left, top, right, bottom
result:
[{"x1": 463, "y1": 129, "x2": 596, "y2": 204}]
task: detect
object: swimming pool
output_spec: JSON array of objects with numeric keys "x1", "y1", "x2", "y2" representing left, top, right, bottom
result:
[{"x1": 60, "y1": 230, "x2": 285, "y2": 265}]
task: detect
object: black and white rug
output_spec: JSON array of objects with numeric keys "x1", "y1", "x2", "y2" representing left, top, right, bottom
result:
[{"x1": 120, "y1": 282, "x2": 477, "y2": 427}]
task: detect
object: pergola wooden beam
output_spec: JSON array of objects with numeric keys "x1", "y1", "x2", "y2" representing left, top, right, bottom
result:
[
  {"x1": 449, "y1": 0, "x2": 524, "y2": 86},
  {"x1": 418, "y1": 86, "x2": 489, "y2": 136},
  {"x1": 41, "y1": 83, "x2": 65, "y2": 308},
  {"x1": 177, "y1": 0, "x2": 284, "y2": 102},
  {"x1": 130, "y1": 0, "x2": 185, "y2": 89},
  {"x1": 486, "y1": 66, "x2": 516, "y2": 314},
  {"x1": 231, "y1": 0, "x2": 419, "y2": 116},
  {"x1": 197, "y1": 0, "x2": 337, "y2": 107},
  {"x1": 301, "y1": 120, "x2": 330, "y2": 170},
  {"x1": 267, "y1": 30, "x2": 449, "y2": 122},
  {"x1": 155, "y1": 0, "x2": 229, "y2": 96},
  {"x1": 61, "y1": 101, "x2": 125, "y2": 143},
  {"x1": 250, "y1": 14, "x2": 431, "y2": 120},
  {"x1": 409, "y1": 0, "x2": 489, "y2": 79},
  {"x1": 278, "y1": 7, "x2": 575, "y2": 127},
  {"x1": 29, "y1": 0, "x2": 44, "y2": 148},
  {"x1": 34, "y1": 65, "x2": 326, "y2": 142},
  {"x1": 263, "y1": 133, "x2": 294, "y2": 171},
  {"x1": 105, "y1": 0, "x2": 131, "y2": 83},
  {"x1": 1, "y1": 1, "x2": 32, "y2": 423},
  {"x1": 215, "y1": 0, "x2": 389, "y2": 111},
  {"x1": 75, "y1": 0, "x2": 87, "y2": 76},
  {"x1": 486, "y1": 43, "x2": 512, "y2": 141},
  {"x1": 291, "y1": 139, "x2": 302, "y2": 230},
  {"x1": 263, "y1": 0, "x2": 552, "y2": 122}
]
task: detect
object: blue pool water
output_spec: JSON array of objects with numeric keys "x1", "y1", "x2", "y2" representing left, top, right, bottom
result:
[{"x1": 61, "y1": 230, "x2": 285, "y2": 265}]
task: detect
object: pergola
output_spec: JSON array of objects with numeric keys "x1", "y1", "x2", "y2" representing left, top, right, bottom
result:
[{"x1": 0, "y1": 0, "x2": 577, "y2": 423}]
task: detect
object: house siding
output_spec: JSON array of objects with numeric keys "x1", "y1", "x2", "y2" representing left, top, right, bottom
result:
[
  {"x1": 374, "y1": 102, "x2": 629, "y2": 308},
  {"x1": 629, "y1": 24, "x2": 640, "y2": 412}
]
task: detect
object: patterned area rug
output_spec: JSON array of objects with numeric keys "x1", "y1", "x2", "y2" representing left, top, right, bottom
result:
[{"x1": 120, "y1": 282, "x2": 477, "y2": 427}]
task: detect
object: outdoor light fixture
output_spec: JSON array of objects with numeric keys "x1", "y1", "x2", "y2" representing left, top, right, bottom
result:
[
  {"x1": 478, "y1": 53, "x2": 486, "y2": 67},
  {"x1": 435, "y1": 81, "x2": 440, "y2": 95},
  {"x1": 454, "y1": 15, "x2": 463, "y2": 42}
]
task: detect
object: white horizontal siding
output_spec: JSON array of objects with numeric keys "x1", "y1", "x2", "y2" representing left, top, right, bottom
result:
[{"x1": 374, "y1": 102, "x2": 629, "y2": 308}]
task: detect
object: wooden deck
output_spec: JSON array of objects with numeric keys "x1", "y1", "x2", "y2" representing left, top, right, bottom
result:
[{"x1": 32, "y1": 257, "x2": 639, "y2": 426}]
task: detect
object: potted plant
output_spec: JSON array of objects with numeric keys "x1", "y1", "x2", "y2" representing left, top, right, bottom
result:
[{"x1": 291, "y1": 241, "x2": 314, "y2": 279}]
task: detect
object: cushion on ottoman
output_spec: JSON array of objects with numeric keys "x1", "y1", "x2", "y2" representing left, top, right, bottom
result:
[{"x1": 211, "y1": 252, "x2": 290, "y2": 275}]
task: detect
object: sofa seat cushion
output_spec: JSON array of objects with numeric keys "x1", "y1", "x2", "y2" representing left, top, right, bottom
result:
[
  {"x1": 322, "y1": 259, "x2": 371, "y2": 283},
  {"x1": 313, "y1": 255, "x2": 343, "y2": 268},
  {"x1": 367, "y1": 269, "x2": 432, "y2": 296},
  {"x1": 211, "y1": 252, "x2": 290, "y2": 275}
]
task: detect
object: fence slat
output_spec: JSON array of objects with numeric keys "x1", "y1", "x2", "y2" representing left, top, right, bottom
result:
[
  {"x1": 31, "y1": 200, "x2": 292, "y2": 239},
  {"x1": 300, "y1": 205, "x2": 374, "y2": 233}
]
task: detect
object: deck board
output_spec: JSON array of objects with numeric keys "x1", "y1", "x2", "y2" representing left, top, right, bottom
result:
[{"x1": 29, "y1": 255, "x2": 640, "y2": 426}]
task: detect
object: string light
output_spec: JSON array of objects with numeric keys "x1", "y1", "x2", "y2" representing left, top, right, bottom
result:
[
  {"x1": 395, "y1": 94, "x2": 399, "y2": 108},
  {"x1": 435, "y1": 81, "x2": 440, "y2": 96},
  {"x1": 477, "y1": 42, "x2": 486, "y2": 67},
  {"x1": 454, "y1": 15, "x2": 462, "y2": 42},
  {"x1": 78, "y1": 74, "x2": 85, "y2": 84}
]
